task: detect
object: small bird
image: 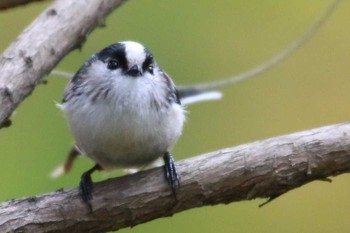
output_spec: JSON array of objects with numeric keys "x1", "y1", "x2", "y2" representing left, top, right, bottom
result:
[{"x1": 56, "y1": 41, "x2": 221, "y2": 203}]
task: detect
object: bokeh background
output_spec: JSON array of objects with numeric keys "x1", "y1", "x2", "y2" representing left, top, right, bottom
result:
[{"x1": 1, "y1": 0, "x2": 350, "y2": 232}]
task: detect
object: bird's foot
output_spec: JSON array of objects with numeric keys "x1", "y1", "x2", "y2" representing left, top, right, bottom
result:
[
  {"x1": 79, "y1": 164, "x2": 101, "y2": 204},
  {"x1": 163, "y1": 152, "x2": 180, "y2": 194}
]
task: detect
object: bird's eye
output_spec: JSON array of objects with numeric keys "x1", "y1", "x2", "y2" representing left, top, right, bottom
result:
[
  {"x1": 147, "y1": 64, "x2": 154, "y2": 74},
  {"x1": 107, "y1": 59, "x2": 119, "y2": 70}
]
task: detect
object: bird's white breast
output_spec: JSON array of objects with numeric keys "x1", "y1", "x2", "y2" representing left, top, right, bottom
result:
[{"x1": 60, "y1": 75, "x2": 185, "y2": 170}]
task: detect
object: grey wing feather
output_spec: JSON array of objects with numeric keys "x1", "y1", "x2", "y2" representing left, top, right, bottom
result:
[
  {"x1": 62, "y1": 55, "x2": 97, "y2": 103},
  {"x1": 160, "y1": 71, "x2": 181, "y2": 105}
]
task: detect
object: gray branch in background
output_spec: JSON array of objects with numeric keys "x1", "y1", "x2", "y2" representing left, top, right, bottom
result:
[
  {"x1": 1, "y1": 122, "x2": 350, "y2": 233},
  {"x1": 0, "y1": 0, "x2": 127, "y2": 128}
]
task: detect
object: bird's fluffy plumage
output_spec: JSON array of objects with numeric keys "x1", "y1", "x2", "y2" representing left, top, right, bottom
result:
[{"x1": 59, "y1": 41, "x2": 185, "y2": 170}]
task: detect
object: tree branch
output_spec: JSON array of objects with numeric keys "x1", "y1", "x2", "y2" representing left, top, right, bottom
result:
[
  {"x1": 0, "y1": 0, "x2": 47, "y2": 10},
  {"x1": 0, "y1": 0, "x2": 127, "y2": 128},
  {"x1": 1, "y1": 122, "x2": 350, "y2": 233}
]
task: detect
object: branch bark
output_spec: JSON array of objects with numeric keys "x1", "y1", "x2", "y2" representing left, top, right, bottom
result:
[
  {"x1": 0, "y1": 0, "x2": 127, "y2": 128},
  {"x1": 1, "y1": 122, "x2": 350, "y2": 233}
]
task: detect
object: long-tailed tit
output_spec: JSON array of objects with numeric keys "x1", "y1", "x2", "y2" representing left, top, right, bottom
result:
[{"x1": 56, "y1": 41, "x2": 221, "y2": 203}]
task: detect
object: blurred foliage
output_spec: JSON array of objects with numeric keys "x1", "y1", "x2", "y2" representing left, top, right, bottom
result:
[{"x1": 1, "y1": 0, "x2": 350, "y2": 232}]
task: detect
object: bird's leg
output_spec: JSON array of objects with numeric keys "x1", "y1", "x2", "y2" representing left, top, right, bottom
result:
[
  {"x1": 79, "y1": 164, "x2": 102, "y2": 203},
  {"x1": 163, "y1": 152, "x2": 180, "y2": 195}
]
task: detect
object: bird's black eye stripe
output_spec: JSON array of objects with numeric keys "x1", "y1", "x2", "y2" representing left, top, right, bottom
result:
[
  {"x1": 98, "y1": 43, "x2": 128, "y2": 71},
  {"x1": 107, "y1": 59, "x2": 119, "y2": 70}
]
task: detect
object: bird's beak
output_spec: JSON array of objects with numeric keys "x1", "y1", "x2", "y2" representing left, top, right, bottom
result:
[{"x1": 126, "y1": 65, "x2": 143, "y2": 77}]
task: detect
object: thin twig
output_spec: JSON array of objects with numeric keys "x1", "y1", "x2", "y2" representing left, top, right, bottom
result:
[
  {"x1": 51, "y1": 69, "x2": 74, "y2": 79},
  {"x1": 186, "y1": 0, "x2": 341, "y2": 91}
]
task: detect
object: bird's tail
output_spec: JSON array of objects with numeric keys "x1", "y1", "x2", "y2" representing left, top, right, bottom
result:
[{"x1": 177, "y1": 87, "x2": 222, "y2": 105}]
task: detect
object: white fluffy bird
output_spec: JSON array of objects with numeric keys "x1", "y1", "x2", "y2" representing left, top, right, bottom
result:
[{"x1": 55, "y1": 41, "x2": 221, "y2": 203}]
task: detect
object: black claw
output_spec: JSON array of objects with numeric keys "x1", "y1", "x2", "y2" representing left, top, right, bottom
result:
[
  {"x1": 80, "y1": 172, "x2": 94, "y2": 203},
  {"x1": 79, "y1": 164, "x2": 101, "y2": 204},
  {"x1": 163, "y1": 152, "x2": 180, "y2": 194}
]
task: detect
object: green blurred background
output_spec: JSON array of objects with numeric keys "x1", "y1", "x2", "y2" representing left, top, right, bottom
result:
[{"x1": 1, "y1": 0, "x2": 350, "y2": 232}]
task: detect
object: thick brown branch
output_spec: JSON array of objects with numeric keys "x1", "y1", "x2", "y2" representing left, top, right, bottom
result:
[
  {"x1": 1, "y1": 122, "x2": 350, "y2": 233},
  {"x1": 0, "y1": 0, "x2": 47, "y2": 10},
  {"x1": 0, "y1": 0, "x2": 127, "y2": 128}
]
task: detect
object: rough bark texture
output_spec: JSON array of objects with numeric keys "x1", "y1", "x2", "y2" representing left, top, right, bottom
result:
[
  {"x1": 0, "y1": 0, "x2": 127, "y2": 128},
  {"x1": 1, "y1": 122, "x2": 350, "y2": 233}
]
